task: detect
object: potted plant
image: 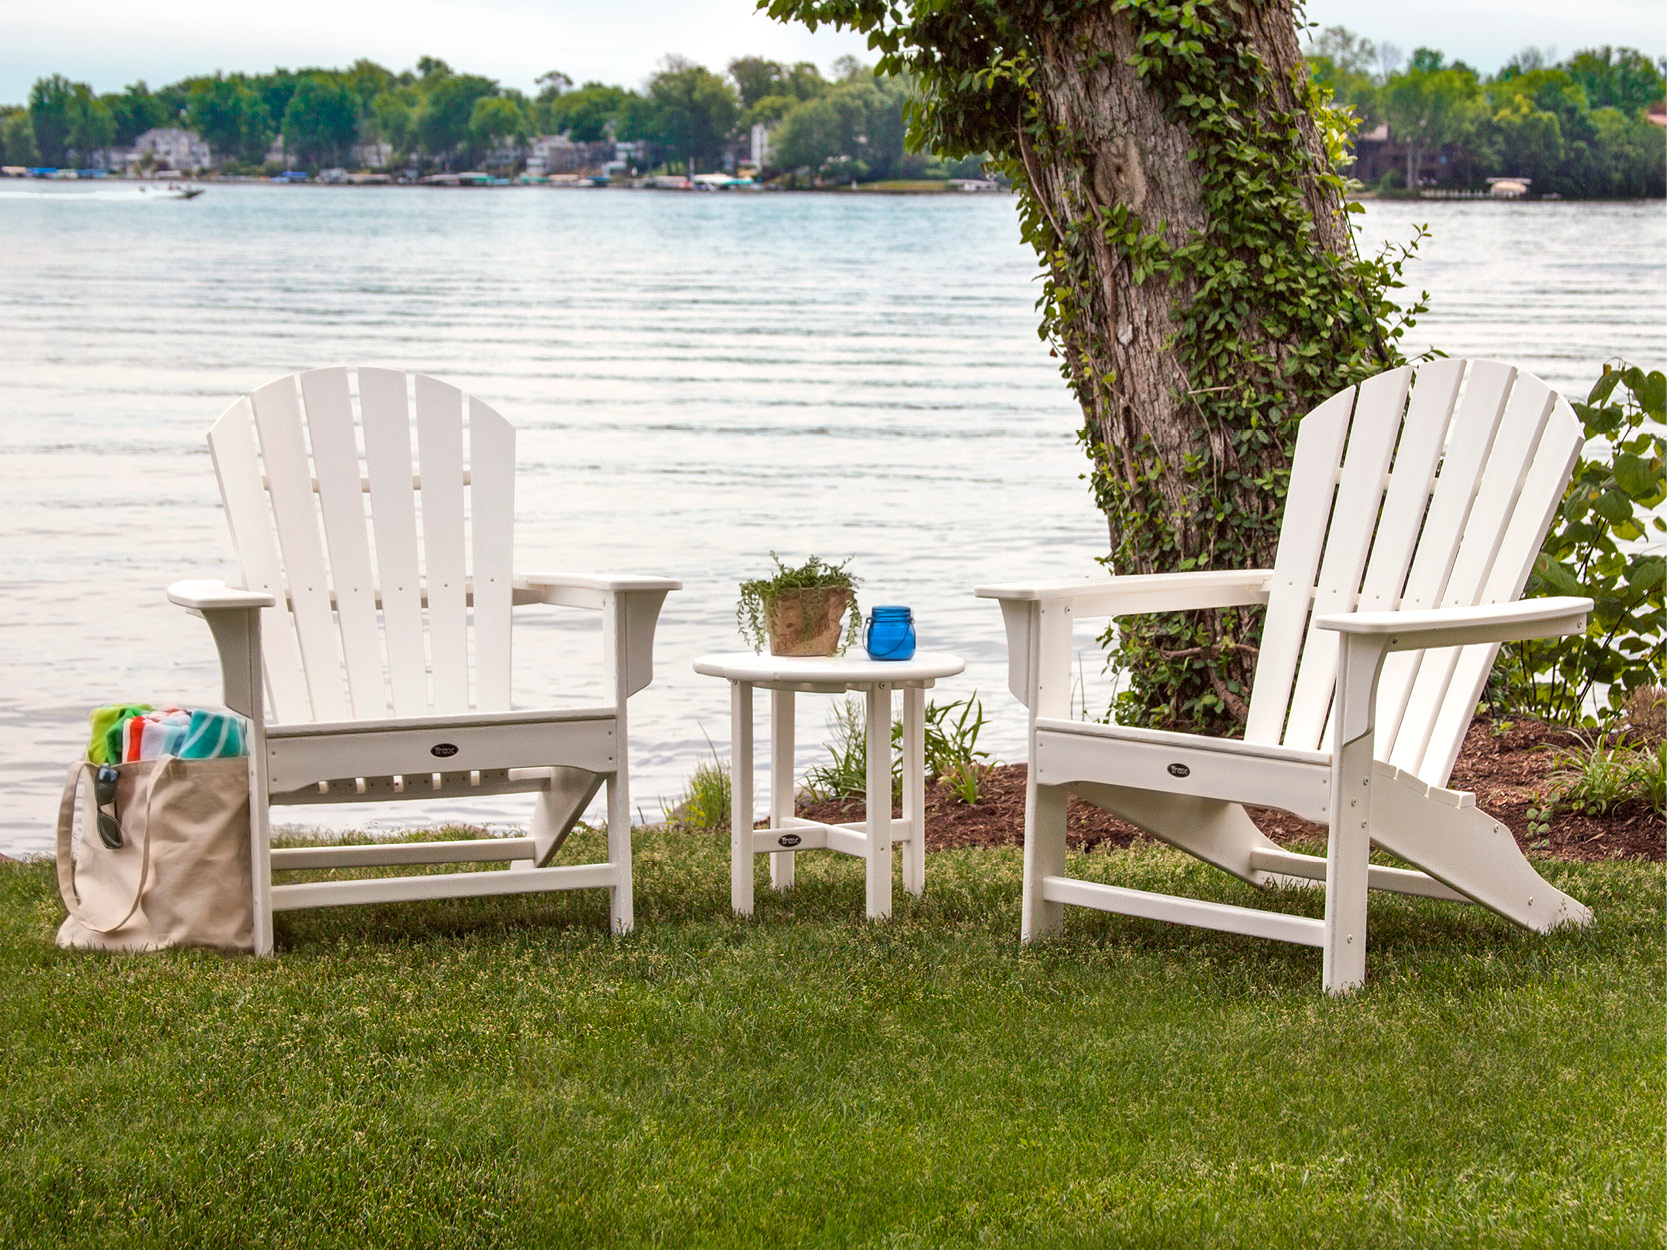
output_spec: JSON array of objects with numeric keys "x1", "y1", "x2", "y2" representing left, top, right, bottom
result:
[{"x1": 738, "y1": 554, "x2": 861, "y2": 656}]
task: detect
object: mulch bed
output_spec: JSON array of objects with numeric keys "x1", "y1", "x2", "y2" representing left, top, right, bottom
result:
[{"x1": 794, "y1": 717, "x2": 1663, "y2": 863}]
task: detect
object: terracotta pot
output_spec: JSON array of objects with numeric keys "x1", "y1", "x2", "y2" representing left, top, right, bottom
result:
[{"x1": 764, "y1": 587, "x2": 854, "y2": 656}]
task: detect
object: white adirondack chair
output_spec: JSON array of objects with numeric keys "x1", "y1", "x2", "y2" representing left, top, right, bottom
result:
[
  {"x1": 978, "y1": 360, "x2": 1595, "y2": 993},
  {"x1": 168, "y1": 368, "x2": 680, "y2": 955}
]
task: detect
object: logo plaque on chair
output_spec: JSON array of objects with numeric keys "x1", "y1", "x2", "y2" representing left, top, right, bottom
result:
[
  {"x1": 1167, "y1": 762, "x2": 1190, "y2": 778},
  {"x1": 777, "y1": 833, "x2": 802, "y2": 848},
  {"x1": 430, "y1": 743, "x2": 459, "y2": 758}
]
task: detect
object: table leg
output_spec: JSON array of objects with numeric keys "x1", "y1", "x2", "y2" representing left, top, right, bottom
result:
[
  {"x1": 902, "y1": 684, "x2": 926, "y2": 897},
  {"x1": 770, "y1": 688, "x2": 796, "y2": 892},
  {"x1": 730, "y1": 680, "x2": 755, "y2": 916},
  {"x1": 865, "y1": 681, "x2": 893, "y2": 920}
]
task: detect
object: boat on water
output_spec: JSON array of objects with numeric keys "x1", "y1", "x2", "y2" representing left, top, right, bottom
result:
[{"x1": 137, "y1": 182, "x2": 204, "y2": 200}]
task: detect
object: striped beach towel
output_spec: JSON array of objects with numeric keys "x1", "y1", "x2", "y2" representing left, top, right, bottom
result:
[{"x1": 98, "y1": 707, "x2": 249, "y2": 762}]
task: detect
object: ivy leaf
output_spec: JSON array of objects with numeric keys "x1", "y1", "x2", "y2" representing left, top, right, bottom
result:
[
  {"x1": 1594, "y1": 490, "x2": 1632, "y2": 525},
  {"x1": 1585, "y1": 369, "x2": 1622, "y2": 407},
  {"x1": 1612, "y1": 453, "x2": 1661, "y2": 500},
  {"x1": 1630, "y1": 556, "x2": 1665, "y2": 594}
]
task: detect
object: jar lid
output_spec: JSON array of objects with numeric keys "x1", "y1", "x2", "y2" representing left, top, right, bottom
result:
[{"x1": 870, "y1": 604, "x2": 912, "y2": 617}]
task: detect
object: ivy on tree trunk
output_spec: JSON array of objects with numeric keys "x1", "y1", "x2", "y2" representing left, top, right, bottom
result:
[{"x1": 766, "y1": 0, "x2": 1424, "y2": 732}]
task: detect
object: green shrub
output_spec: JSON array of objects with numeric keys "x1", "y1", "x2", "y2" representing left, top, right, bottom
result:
[
  {"x1": 1493, "y1": 363, "x2": 1665, "y2": 726},
  {"x1": 802, "y1": 694, "x2": 997, "y2": 805},
  {"x1": 1530, "y1": 733, "x2": 1665, "y2": 835},
  {"x1": 803, "y1": 699, "x2": 879, "y2": 802},
  {"x1": 670, "y1": 741, "x2": 731, "y2": 830}
]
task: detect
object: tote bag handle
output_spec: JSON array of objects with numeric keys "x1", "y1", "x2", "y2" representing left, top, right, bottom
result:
[{"x1": 55, "y1": 759, "x2": 165, "y2": 935}]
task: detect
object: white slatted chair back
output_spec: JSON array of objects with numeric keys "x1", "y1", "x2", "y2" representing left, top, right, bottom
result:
[
  {"x1": 207, "y1": 367, "x2": 517, "y2": 725},
  {"x1": 1243, "y1": 360, "x2": 1581, "y2": 787}
]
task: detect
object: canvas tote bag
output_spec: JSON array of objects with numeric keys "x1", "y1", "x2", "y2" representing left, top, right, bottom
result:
[{"x1": 55, "y1": 755, "x2": 254, "y2": 953}]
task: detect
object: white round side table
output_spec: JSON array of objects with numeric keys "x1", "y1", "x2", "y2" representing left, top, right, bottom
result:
[{"x1": 692, "y1": 651, "x2": 966, "y2": 920}]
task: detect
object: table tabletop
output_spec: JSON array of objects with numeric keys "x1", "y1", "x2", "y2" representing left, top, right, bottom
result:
[{"x1": 693, "y1": 650, "x2": 965, "y2": 688}]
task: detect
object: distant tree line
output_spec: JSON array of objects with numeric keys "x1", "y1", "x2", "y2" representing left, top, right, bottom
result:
[
  {"x1": 1307, "y1": 30, "x2": 1665, "y2": 197},
  {"x1": 0, "y1": 53, "x2": 984, "y2": 181}
]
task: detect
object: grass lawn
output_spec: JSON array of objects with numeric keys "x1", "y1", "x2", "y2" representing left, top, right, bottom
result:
[{"x1": 2, "y1": 829, "x2": 1661, "y2": 1248}]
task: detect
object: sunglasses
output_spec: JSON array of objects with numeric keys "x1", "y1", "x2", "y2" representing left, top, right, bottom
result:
[{"x1": 94, "y1": 765, "x2": 123, "y2": 850}]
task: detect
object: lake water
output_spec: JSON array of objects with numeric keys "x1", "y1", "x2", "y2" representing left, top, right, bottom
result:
[{"x1": 0, "y1": 185, "x2": 1661, "y2": 857}]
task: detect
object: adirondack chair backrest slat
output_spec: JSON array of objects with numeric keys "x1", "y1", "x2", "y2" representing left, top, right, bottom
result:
[
  {"x1": 1310, "y1": 358, "x2": 1466, "y2": 753},
  {"x1": 1242, "y1": 388, "x2": 1355, "y2": 746},
  {"x1": 1281, "y1": 366, "x2": 1411, "y2": 751},
  {"x1": 468, "y1": 398, "x2": 516, "y2": 713},
  {"x1": 1372, "y1": 360, "x2": 1516, "y2": 755},
  {"x1": 1387, "y1": 373, "x2": 1557, "y2": 774},
  {"x1": 1244, "y1": 360, "x2": 1580, "y2": 789},
  {"x1": 208, "y1": 398, "x2": 312, "y2": 722},
  {"x1": 251, "y1": 376, "x2": 353, "y2": 723},
  {"x1": 1399, "y1": 394, "x2": 1581, "y2": 780},
  {"x1": 1354, "y1": 359, "x2": 1467, "y2": 615},
  {"x1": 207, "y1": 368, "x2": 520, "y2": 726},
  {"x1": 416, "y1": 376, "x2": 470, "y2": 715},
  {"x1": 300, "y1": 368, "x2": 385, "y2": 717},
  {"x1": 358, "y1": 367, "x2": 429, "y2": 718}
]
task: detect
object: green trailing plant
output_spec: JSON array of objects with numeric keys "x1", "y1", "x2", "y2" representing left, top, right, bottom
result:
[
  {"x1": 1493, "y1": 364, "x2": 1665, "y2": 727},
  {"x1": 764, "y1": 0, "x2": 1423, "y2": 732},
  {"x1": 736, "y1": 553, "x2": 861, "y2": 654}
]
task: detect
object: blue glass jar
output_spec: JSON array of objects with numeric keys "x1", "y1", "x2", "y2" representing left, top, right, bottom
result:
[{"x1": 864, "y1": 605, "x2": 916, "y2": 661}]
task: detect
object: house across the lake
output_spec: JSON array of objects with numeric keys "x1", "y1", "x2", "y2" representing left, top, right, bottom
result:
[{"x1": 127, "y1": 128, "x2": 213, "y2": 174}]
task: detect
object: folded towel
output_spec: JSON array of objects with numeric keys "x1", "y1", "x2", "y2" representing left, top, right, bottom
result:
[
  {"x1": 89, "y1": 704, "x2": 155, "y2": 764},
  {"x1": 90, "y1": 706, "x2": 249, "y2": 762},
  {"x1": 122, "y1": 708, "x2": 190, "y2": 762},
  {"x1": 179, "y1": 708, "x2": 247, "y2": 760}
]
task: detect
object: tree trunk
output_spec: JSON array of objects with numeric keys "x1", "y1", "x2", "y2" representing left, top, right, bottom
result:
[
  {"x1": 763, "y1": 0, "x2": 1399, "y2": 730},
  {"x1": 1018, "y1": 2, "x2": 1356, "y2": 573},
  {"x1": 1002, "y1": 1, "x2": 1390, "y2": 728}
]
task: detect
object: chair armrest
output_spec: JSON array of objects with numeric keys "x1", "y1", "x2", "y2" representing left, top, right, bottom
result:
[
  {"x1": 167, "y1": 579, "x2": 276, "y2": 611},
  {"x1": 516, "y1": 573, "x2": 680, "y2": 697},
  {"x1": 167, "y1": 580, "x2": 271, "y2": 719},
  {"x1": 515, "y1": 572, "x2": 683, "y2": 610},
  {"x1": 976, "y1": 569, "x2": 1275, "y2": 618},
  {"x1": 1316, "y1": 597, "x2": 1592, "y2": 652}
]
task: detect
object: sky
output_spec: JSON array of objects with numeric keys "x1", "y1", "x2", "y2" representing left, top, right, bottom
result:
[{"x1": 2, "y1": 0, "x2": 1663, "y2": 104}]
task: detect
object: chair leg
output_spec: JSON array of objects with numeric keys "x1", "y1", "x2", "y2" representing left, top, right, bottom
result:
[
  {"x1": 730, "y1": 680, "x2": 756, "y2": 916},
  {"x1": 769, "y1": 689, "x2": 796, "y2": 892},
  {"x1": 1021, "y1": 779, "x2": 1068, "y2": 942},
  {"x1": 248, "y1": 758, "x2": 275, "y2": 957},
  {"x1": 1323, "y1": 634, "x2": 1388, "y2": 993},
  {"x1": 1322, "y1": 732, "x2": 1373, "y2": 994},
  {"x1": 901, "y1": 685, "x2": 926, "y2": 897},
  {"x1": 864, "y1": 682, "x2": 893, "y2": 920},
  {"x1": 605, "y1": 771, "x2": 633, "y2": 935}
]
